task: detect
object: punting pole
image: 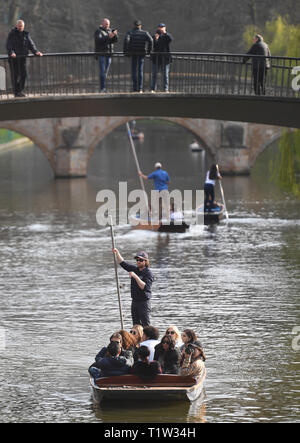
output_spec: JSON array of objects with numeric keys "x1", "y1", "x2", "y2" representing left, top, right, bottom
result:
[
  {"x1": 219, "y1": 180, "x2": 229, "y2": 220},
  {"x1": 126, "y1": 122, "x2": 149, "y2": 214},
  {"x1": 109, "y1": 216, "x2": 124, "y2": 330},
  {"x1": 216, "y1": 164, "x2": 229, "y2": 220}
]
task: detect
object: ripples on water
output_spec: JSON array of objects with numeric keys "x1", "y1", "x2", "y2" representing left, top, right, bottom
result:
[{"x1": 0, "y1": 129, "x2": 299, "y2": 423}]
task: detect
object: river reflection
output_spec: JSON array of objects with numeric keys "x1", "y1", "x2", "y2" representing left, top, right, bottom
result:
[{"x1": 0, "y1": 121, "x2": 299, "y2": 423}]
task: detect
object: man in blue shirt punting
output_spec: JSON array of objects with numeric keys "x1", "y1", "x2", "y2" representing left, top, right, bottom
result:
[{"x1": 139, "y1": 162, "x2": 170, "y2": 191}]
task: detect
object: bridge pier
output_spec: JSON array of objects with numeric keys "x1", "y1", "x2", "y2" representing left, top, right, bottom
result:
[
  {"x1": 216, "y1": 122, "x2": 250, "y2": 175},
  {"x1": 54, "y1": 119, "x2": 89, "y2": 178}
]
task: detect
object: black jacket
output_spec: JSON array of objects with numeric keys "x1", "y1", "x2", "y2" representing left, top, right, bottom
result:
[
  {"x1": 154, "y1": 344, "x2": 180, "y2": 374},
  {"x1": 151, "y1": 32, "x2": 173, "y2": 64},
  {"x1": 120, "y1": 261, "x2": 154, "y2": 301},
  {"x1": 6, "y1": 28, "x2": 38, "y2": 56},
  {"x1": 94, "y1": 26, "x2": 118, "y2": 54},
  {"x1": 243, "y1": 40, "x2": 271, "y2": 70},
  {"x1": 123, "y1": 28, "x2": 153, "y2": 56}
]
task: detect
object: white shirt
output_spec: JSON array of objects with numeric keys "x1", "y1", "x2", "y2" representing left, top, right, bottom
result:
[
  {"x1": 140, "y1": 339, "x2": 160, "y2": 362},
  {"x1": 205, "y1": 170, "x2": 221, "y2": 186}
]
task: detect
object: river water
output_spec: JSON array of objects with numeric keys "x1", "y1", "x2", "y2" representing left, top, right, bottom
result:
[{"x1": 0, "y1": 121, "x2": 299, "y2": 423}]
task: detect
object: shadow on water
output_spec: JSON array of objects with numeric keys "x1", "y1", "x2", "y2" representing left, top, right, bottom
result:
[{"x1": 91, "y1": 391, "x2": 207, "y2": 424}]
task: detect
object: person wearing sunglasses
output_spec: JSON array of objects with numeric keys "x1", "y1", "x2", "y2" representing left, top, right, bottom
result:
[
  {"x1": 112, "y1": 248, "x2": 154, "y2": 326},
  {"x1": 130, "y1": 325, "x2": 144, "y2": 346},
  {"x1": 154, "y1": 334, "x2": 180, "y2": 374},
  {"x1": 165, "y1": 325, "x2": 183, "y2": 348}
]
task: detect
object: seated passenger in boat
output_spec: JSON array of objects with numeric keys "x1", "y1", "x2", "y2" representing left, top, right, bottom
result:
[
  {"x1": 130, "y1": 325, "x2": 144, "y2": 347},
  {"x1": 179, "y1": 340, "x2": 206, "y2": 378},
  {"x1": 93, "y1": 332, "x2": 128, "y2": 361},
  {"x1": 89, "y1": 341, "x2": 134, "y2": 380},
  {"x1": 180, "y1": 329, "x2": 198, "y2": 353},
  {"x1": 165, "y1": 325, "x2": 183, "y2": 348},
  {"x1": 132, "y1": 345, "x2": 162, "y2": 381},
  {"x1": 170, "y1": 203, "x2": 183, "y2": 222},
  {"x1": 140, "y1": 325, "x2": 160, "y2": 361},
  {"x1": 154, "y1": 335, "x2": 180, "y2": 374},
  {"x1": 118, "y1": 329, "x2": 139, "y2": 362}
]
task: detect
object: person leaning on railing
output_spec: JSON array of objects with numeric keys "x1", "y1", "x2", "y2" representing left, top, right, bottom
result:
[
  {"x1": 6, "y1": 20, "x2": 43, "y2": 97},
  {"x1": 242, "y1": 34, "x2": 271, "y2": 96},
  {"x1": 179, "y1": 340, "x2": 206, "y2": 378}
]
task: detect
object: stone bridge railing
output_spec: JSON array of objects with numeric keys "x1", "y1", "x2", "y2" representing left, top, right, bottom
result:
[{"x1": 0, "y1": 52, "x2": 299, "y2": 98}]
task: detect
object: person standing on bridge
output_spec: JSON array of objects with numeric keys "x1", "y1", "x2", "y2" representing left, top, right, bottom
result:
[
  {"x1": 123, "y1": 20, "x2": 153, "y2": 92},
  {"x1": 243, "y1": 34, "x2": 271, "y2": 96},
  {"x1": 6, "y1": 20, "x2": 43, "y2": 97},
  {"x1": 151, "y1": 23, "x2": 173, "y2": 93},
  {"x1": 94, "y1": 18, "x2": 118, "y2": 93}
]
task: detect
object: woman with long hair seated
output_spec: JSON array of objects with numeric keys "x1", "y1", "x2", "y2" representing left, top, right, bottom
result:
[
  {"x1": 180, "y1": 329, "x2": 198, "y2": 353},
  {"x1": 154, "y1": 334, "x2": 181, "y2": 374},
  {"x1": 164, "y1": 325, "x2": 183, "y2": 348}
]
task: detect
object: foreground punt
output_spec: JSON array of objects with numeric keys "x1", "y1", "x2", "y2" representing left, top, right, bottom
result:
[{"x1": 90, "y1": 370, "x2": 206, "y2": 404}]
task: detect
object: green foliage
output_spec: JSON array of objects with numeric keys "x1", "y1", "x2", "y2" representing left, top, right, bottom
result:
[
  {"x1": 243, "y1": 15, "x2": 300, "y2": 58},
  {"x1": 270, "y1": 129, "x2": 300, "y2": 198},
  {"x1": 0, "y1": 129, "x2": 23, "y2": 144}
]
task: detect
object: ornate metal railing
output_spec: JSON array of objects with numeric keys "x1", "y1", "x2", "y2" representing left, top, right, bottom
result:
[{"x1": 0, "y1": 52, "x2": 299, "y2": 98}]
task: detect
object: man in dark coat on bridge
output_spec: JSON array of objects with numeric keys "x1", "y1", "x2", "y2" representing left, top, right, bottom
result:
[
  {"x1": 94, "y1": 18, "x2": 118, "y2": 92},
  {"x1": 123, "y1": 20, "x2": 153, "y2": 92},
  {"x1": 6, "y1": 20, "x2": 43, "y2": 97},
  {"x1": 151, "y1": 23, "x2": 173, "y2": 92},
  {"x1": 243, "y1": 34, "x2": 271, "y2": 96}
]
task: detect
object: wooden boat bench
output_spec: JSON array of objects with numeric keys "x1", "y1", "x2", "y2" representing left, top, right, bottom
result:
[{"x1": 95, "y1": 374, "x2": 197, "y2": 388}]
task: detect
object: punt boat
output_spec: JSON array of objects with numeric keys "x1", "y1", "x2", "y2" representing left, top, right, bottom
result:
[
  {"x1": 129, "y1": 214, "x2": 190, "y2": 233},
  {"x1": 90, "y1": 369, "x2": 206, "y2": 404},
  {"x1": 197, "y1": 204, "x2": 225, "y2": 224}
]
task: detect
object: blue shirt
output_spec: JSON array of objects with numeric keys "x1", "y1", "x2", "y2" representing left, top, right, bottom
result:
[{"x1": 147, "y1": 169, "x2": 170, "y2": 191}]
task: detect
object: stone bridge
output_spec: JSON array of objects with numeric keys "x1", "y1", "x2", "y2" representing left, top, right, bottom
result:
[{"x1": 0, "y1": 117, "x2": 282, "y2": 177}]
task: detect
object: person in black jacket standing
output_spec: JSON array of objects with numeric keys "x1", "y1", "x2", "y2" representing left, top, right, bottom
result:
[
  {"x1": 94, "y1": 18, "x2": 118, "y2": 92},
  {"x1": 123, "y1": 20, "x2": 153, "y2": 92},
  {"x1": 243, "y1": 34, "x2": 271, "y2": 96},
  {"x1": 151, "y1": 23, "x2": 173, "y2": 92},
  {"x1": 6, "y1": 20, "x2": 43, "y2": 97},
  {"x1": 112, "y1": 248, "x2": 154, "y2": 326}
]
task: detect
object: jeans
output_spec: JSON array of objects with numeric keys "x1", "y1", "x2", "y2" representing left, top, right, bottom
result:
[
  {"x1": 131, "y1": 300, "x2": 151, "y2": 327},
  {"x1": 98, "y1": 56, "x2": 112, "y2": 91},
  {"x1": 131, "y1": 56, "x2": 145, "y2": 91},
  {"x1": 151, "y1": 62, "x2": 170, "y2": 91},
  {"x1": 89, "y1": 366, "x2": 101, "y2": 380},
  {"x1": 204, "y1": 183, "x2": 215, "y2": 212}
]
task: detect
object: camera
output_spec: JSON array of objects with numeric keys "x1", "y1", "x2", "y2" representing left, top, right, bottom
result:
[
  {"x1": 156, "y1": 29, "x2": 161, "y2": 35},
  {"x1": 185, "y1": 344, "x2": 195, "y2": 355}
]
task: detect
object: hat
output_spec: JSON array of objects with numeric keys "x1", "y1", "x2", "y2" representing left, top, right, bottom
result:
[
  {"x1": 158, "y1": 23, "x2": 166, "y2": 28},
  {"x1": 189, "y1": 340, "x2": 203, "y2": 350},
  {"x1": 155, "y1": 162, "x2": 162, "y2": 168},
  {"x1": 134, "y1": 20, "x2": 142, "y2": 26},
  {"x1": 134, "y1": 251, "x2": 149, "y2": 260}
]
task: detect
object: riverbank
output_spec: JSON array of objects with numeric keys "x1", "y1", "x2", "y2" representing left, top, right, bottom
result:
[{"x1": 0, "y1": 137, "x2": 33, "y2": 154}]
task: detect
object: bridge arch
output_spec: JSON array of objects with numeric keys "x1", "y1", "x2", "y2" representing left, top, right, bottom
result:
[
  {"x1": 86, "y1": 116, "x2": 217, "y2": 164},
  {"x1": 0, "y1": 120, "x2": 56, "y2": 171}
]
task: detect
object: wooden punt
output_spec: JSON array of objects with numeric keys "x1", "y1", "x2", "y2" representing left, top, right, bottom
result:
[
  {"x1": 197, "y1": 204, "x2": 225, "y2": 224},
  {"x1": 129, "y1": 215, "x2": 190, "y2": 233},
  {"x1": 90, "y1": 369, "x2": 206, "y2": 404}
]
